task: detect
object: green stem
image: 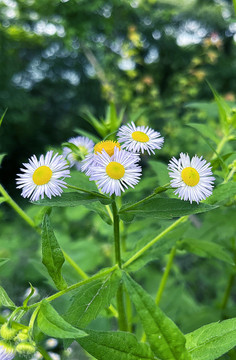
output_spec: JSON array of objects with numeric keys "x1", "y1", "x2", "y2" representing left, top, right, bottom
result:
[
  {"x1": 221, "y1": 272, "x2": 235, "y2": 311},
  {"x1": 111, "y1": 196, "x2": 121, "y2": 267},
  {"x1": 123, "y1": 216, "x2": 188, "y2": 269},
  {"x1": 120, "y1": 183, "x2": 170, "y2": 213},
  {"x1": 155, "y1": 247, "x2": 176, "y2": 305},
  {"x1": 211, "y1": 135, "x2": 229, "y2": 160},
  {"x1": 37, "y1": 345, "x2": 54, "y2": 360},
  {"x1": 224, "y1": 166, "x2": 236, "y2": 184},
  {"x1": 27, "y1": 265, "x2": 118, "y2": 310},
  {"x1": 116, "y1": 284, "x2": 128, "y2": 331},
  {"x1": 111, "y1": 195, "x2": 128, "y2": 330},
  {"x1": 0, "y1": 184, "x2": 36, "y2": 229},
  {"x1": 62, "y1": 250, "x2": 89, "y2": 280}
]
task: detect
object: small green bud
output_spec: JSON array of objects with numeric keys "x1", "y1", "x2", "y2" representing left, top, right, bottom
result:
[
  {"x1": 0, "y1": 323, "x2": 18, "y2": 340},
  {"x1": 15, "y1": 330, "x2": 29, "y2": 342},
  {"x1": 15, "y1": 342, "x2": 36, "y2": 356}
]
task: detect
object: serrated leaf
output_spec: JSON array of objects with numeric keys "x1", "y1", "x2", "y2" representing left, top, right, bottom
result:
[
  {"x1": 41, "y1": 213, "x2": 67, "y2": 290},
  {"x1": 119, "y1": 197, "x2": 218, "y2": 222},
  {"x1": 179, "y1": 239, "x2": 234, "y2": 265},
  {"x1": 34, "y1": 191, "x2": 111, "y2": 206},
  {"x1": 37, "y1": 300, "x2": 87, "y2": 339},
  {"x1": 78, "y1": 329, "x2": 156, "y2": 360},
  {"x1": 123, "y1": 273, "x2": 191, "y2": 360},
  {"x1": 204, "y1": 181, "x2": 236, "y2": 205},
  {"x1": 185, "y1": 318, "x2": 236, "y2": 360},
  {"x1": 64, "y1": 270, "x2": 121, "y2": 329},
  {"x1": 0, "y1": 286, "x2": 16, "y2": 309}
]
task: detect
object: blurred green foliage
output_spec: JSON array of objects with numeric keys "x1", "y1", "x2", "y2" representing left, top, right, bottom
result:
[{"x1": 0, "y1": 0, "x2": 236, "y2": 191}]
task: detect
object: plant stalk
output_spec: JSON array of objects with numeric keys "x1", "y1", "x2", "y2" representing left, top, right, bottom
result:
[
  {"x1": 123, "y1": 216, "x2": 188, "y2": 269},
  {"x1": 0, "y1": 184, "x2": 36, "y2": 229},
  {"x1": 111, "y1": 195, "x2": 128, "y2": 330},
  {"x1": 155, "y1": 247, "x2": 176, "y2": 305}
]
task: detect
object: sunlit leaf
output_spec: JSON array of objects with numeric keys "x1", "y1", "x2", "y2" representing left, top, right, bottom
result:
[
  {"x1": 41, "y1": 213, "x2": 67, "y2": 290},
  {"x1": 0, "y1": 286, "x2": 16, "y2": 309},
  {"x1": 78, "y1": 329, "x2": 156, "y2": 360},
  {"x1": 123, "y1": 273, "x2": 191, "y2": 360},
  {"x1": 186, "y1": 318, "x2": 236, "y2": 360},
  {"x1": 38, "y1": 300, "x2": 87, "y2": 339}
]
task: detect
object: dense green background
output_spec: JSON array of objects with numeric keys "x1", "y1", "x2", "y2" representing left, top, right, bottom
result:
[{"x1": 0, "y1": 0, "x2": 236, "y2": 359}]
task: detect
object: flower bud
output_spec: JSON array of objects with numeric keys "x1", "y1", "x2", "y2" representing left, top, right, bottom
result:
[
  {"x1": 0, "y1": 323, "x2": 18, "y2": 340},
  {"x1": 15, "y1": 330, "x2": 29, "y2": 342},
  {"x1": 15, "y1": 342, "x2": 36, "y2": 356}
]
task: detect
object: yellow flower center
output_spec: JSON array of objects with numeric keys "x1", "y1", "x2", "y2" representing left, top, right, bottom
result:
[
  {"x1": 32, "y1": 166, "x2": 53, "y2": 185},
  {"x1": 106, "y1": 161, "x2": 125, "y2": 180},
  {"x1": 132, "y1": 131, "x2": 149, "y2": 142},
  {"x1": 94, "y1": 140, "x2": 121, "y2": 157},
  {"x1": 181, "y1": 167, "x2": 200, "y2": 187}
]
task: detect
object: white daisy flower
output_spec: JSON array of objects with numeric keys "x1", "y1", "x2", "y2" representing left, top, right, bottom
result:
[
  {"x1": 63, "y1": 136, "x2": 94, "y2": 171},
  {"x1": 88, "y1": 147, "x2": 142, "y2": 196},
  {"x1": 0, "y1": 342, "x2": 15, "y2": 360},
  {"x1": 117, "y1": 121, "x2": 164, "y2": 155},
  {"x1": 168, "y1": 152, "x2": 215, "y2": 204},
  {"x1": 16, "y1": 151, "x2": 70, "y2": 202},
  {"x1": 81, "y1": 140, "x2": 121, "y2": 175}
]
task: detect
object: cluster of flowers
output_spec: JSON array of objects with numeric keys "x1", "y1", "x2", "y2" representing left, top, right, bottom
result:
[
  {"x1": 0, "y1": 324, "x2": 36, "y2": 360},
  {"x1": 16, "y1": 122, "x2": 215, "y2": 203}
]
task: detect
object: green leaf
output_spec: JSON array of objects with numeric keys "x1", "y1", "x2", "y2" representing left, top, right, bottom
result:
[
  {"x1": 0, "y1": 108, "x2": 7, "y2": 127},
  {"x1": 81, "y1": 111, "x2": 108, "y2": 138},
  {"x1": 74, "y1": 128, "x2": 100, "y2": 143},
  {"x1": 186, "y1": 124, "x2": 225, "y2": 168},
  {"x1": 41, "y1": 213, "x2": 67, "y2": 290},
  {"x1": 186, "y1": 123, "x2": 219, "y2": 144},
  {"x1": 0, "y1": 258, "x2": 9, "y2": 267},
  {"x1": 64, "y1": 270, "x2": 121, "y2": 329},
  {"x1": 0, "y1": 153, "x2": 6, "y2": 166},
  {"x1": 207, "y1": 81, "x2": 232, "y2": 127},
  {"x1": 178, "y1": 239, "x2": 234, "y2": 265},
  {"x1": 34, "y1": 191, "x2": 111, "y2": 206},
  {"x1": 185, "y1": 318, "x2": 236, "y2": 360},
  {"x1": 37, "y1": 300, "x2": 87, "y2": 339},
  {"x1": 23, "y1": 283, "x2": 36, "y2": 307},
  {"x1": 204, "y1": 181, "x2": 236, "y2": 205},
  {"x1": 78, "y1": 329, "x2": 156, "y2": 360},
  {"x1": 119, "y1": 197, "x2": 218, "y2": 222},
  {"x1": 0, "y1": 286, "x2": 16, "y2": 309},
  {"x1": 85, "y1": 201, "x2": 112, "y2": 225},
  {"x1": 123, "y1": 273, "x2": 191, "y2": 360}
]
